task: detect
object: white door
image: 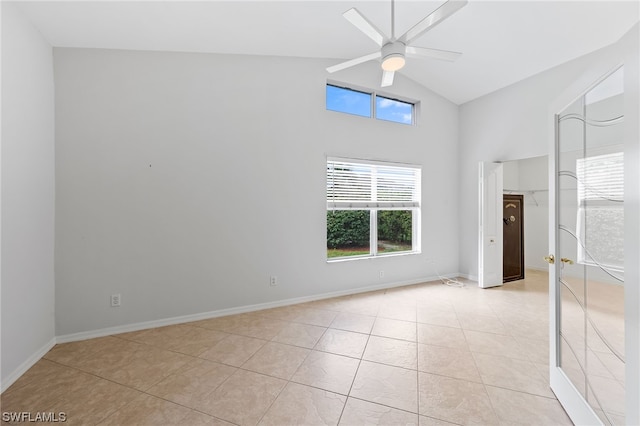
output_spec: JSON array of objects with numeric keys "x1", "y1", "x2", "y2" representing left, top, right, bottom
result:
[
  {"x1": 549, "y1": 66, "x2": 626, "y2": 425},
  {"x1": 478, "y1": 161, "x2": 503, "y2": 288}
]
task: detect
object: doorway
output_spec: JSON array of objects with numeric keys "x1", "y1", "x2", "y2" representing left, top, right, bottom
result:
[
  {"x1": 478, "y1": 156, "x2": 548, "y2": 288},
  {"x1": 504, "y1": 155, "x2": 549, "y2": 273},
  {"x1": 503, "y1": 194, "x2": 524, "y2": 282}
]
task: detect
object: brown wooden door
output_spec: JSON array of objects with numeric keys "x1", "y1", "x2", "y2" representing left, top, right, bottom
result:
[{"x1": 503, "y1": 194, "x2": 524, "y2": 282}]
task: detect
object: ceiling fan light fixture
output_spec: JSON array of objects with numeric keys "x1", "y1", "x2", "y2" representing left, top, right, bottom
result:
[
  {"x1": 381, "y1": 41, "x2": 406, "y2": 72},
  {"x1": 381, "y1": 53, "x2": 405, "y2": 71}
]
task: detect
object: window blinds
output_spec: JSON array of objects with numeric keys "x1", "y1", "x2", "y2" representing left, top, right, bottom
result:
[
  {"x1": 577, "y1": 152, "x2": 624, "y2": 203},
  {"x1": 327, "y1": 158, "x2": 421, "y2": 210}
]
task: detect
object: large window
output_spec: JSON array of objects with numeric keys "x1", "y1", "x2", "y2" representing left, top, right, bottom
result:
[
  {"x1": 326, "y1": 158, "x2": 421, "y2": 260},
  {"x1": 326, "y1": 84, "x2": 415, "y2": 125},
  {"x1": 576, "y1": 151, "x2": 624, "y2": 272}
]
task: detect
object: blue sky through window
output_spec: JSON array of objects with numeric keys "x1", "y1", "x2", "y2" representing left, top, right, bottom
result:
[
  {"x1": 326, "y1": 85, "x2": 371, "y2": 118},
  {"x1": 376, "y1": 96, "x2": 413, "y2": 125}
]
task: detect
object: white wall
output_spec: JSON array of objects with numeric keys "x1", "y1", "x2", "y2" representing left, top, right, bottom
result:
[
  {"x1": 458, "y1": 31, "x2": 639, "y2": 280},
  {"x1": 53, "y1": 48, "x2": 460, "y2": 336},
  {"x1": 502, "y1": 160, "x2": 519, "y2": 191},
  {"x1": 1, "y1": 3, "x2": 56, "y2": 390}
]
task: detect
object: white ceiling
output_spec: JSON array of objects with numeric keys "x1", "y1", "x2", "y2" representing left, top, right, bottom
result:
[{"x1": 13, "y1": 0, "x2": 639, "y2": 104}]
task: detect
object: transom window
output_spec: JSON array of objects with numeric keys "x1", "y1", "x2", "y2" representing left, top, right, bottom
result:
[
  {"x1": 325, "y1": 84, "x2": 372, "y2": 118},
  {"x1": 325, "y1": 84, "x2": 415, "y2": 125},
  {"x1": 326, "y1": 157, "x2": 421, "y2": 260},
  {"x1": 376, "y1": 96, "x2": 414, "y2": 124}
]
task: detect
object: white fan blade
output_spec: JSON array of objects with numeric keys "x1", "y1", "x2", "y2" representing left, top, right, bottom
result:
[
  {"x1": 406, "y1": 46, "x2": 462, "y2": 62},
  {"x1": 326, "y1": 51, "x2": 382, "y2": 74},
  {"x1": 399, "y1": 0, "x2": 468, "y2": 45},
  {"x1": 343, "y1": 8, "x2": 387, "y2": 47},
  {"x1": 381, "y1": 70, "x2": 395, "y2": 87}
]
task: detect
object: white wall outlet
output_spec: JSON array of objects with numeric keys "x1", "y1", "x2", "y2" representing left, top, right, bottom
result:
[
  {"x1": 270, "y1": 276, "x2": 278, "y2": 286},
  {"x1": 379, "y1": 270, "x2": 385, "y2": 279},
  {"x1": 111, "y1": 293, "x2": 121, "y2": 307}
]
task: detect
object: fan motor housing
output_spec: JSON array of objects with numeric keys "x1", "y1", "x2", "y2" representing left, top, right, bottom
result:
[{"x1": 382, "y1": 41, "x2": 406, "y2": 59}]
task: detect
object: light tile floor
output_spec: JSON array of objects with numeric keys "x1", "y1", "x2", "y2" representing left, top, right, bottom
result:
[{"x1": 1, "y1": 270, "x2": 574, "y2": 425}]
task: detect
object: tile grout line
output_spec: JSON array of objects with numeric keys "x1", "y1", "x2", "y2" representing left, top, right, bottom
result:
[
  {"x1": 251, "y1": 312, "x2": 331, "y2": 426},
  {"x1": 48, "y1": 329, "x2": 275, "y2": 425},
  {"x1": 113, "y1": 341, "x2": 246, "y2": 425},
  {"x1": 460, "y1": 309, "x2": 504, "y2": 424},
  {"x1": 335, "y1": 314, "x2": 375, "y2": 425},
  {"x1": 32, "y1": 357, "x2": 197, "y2": 425}
]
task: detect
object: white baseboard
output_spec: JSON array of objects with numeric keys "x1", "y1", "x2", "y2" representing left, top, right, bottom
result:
[
  {"x1": 1, "y1": 337, "x2": 56, "y2": 394},
  {"x1": 457, "y1": 273, "x2": 478, "y2": 282},
  {"x1": 57, "y1": 273, "x2": 460, "y2": 344}
]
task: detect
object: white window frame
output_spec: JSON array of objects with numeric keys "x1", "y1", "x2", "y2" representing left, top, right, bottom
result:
[
  {"x1": 326, "y1": 82, "x2": 417, "y2": 126},
  {"x1": 326, "y1": 157, "x2": 421, "y2": 261}
]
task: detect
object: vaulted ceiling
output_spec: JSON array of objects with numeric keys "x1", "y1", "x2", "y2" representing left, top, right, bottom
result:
[{"x1": 13, "y1": 1, "x2": 639, "y2": 104}]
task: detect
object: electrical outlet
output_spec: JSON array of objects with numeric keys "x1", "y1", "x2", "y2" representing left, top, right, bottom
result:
[
  {"x1": 270, "y1": 276, "x2": 277, "y2": 286},
  {"x1": 379, "y1": 270, "x2": 385, "y2": 279},
  {"x1": 111, "y1": 293, "x2": 121, "y2": 307}
]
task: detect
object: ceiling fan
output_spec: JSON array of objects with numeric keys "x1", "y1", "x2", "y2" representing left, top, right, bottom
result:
[{"x1": 327, "y1": 0, "x2": 468, "y2": 87}]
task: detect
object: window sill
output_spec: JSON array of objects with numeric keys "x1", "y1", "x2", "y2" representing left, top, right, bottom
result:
[{"x1": 326, "y1": 250, "x2": 421, "y2": 263}]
